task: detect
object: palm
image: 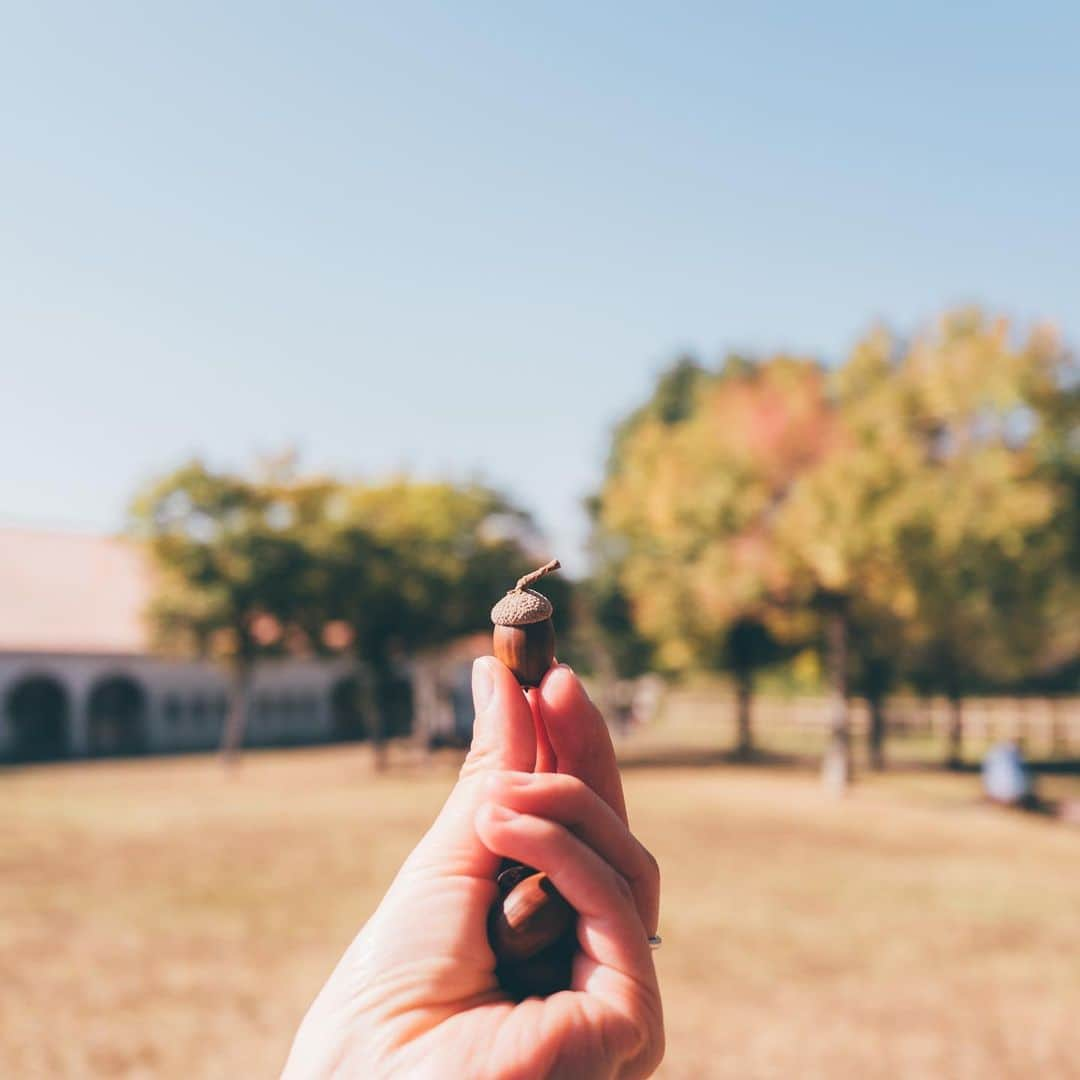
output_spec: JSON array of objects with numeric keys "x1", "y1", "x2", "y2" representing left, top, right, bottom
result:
[
  {"x1": 392, "y1": 993, "x2": 654, "y2": 1079},
  {"x1": 348, "y1": 865, "x2": 657, "y2": 1078}
]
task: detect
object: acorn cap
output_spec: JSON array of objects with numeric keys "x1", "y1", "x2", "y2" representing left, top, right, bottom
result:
[{"x1": 491, "y1": 589, "x2": 553, "y2": 627}]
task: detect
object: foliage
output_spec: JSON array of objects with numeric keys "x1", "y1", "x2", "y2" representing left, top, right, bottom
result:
[
  {"x1": 129, "y1": 460, "x2": 312, "y2": 665},
  {"x1": 130, "y1": 307, "x2": 1080, "y2": 771},
  {"x1": 595, "y1": 309, "x2": 1080, "y2": 772},
  {"x1": 294, "y1": 478, "x2": 557, "y2": 662},
  {"x1": 596, "y1": 354, "x2": 834, "y2": 675},
  {"x1": 604, "y1": 355, "x2": 708, "y2": 479},
  {"x1": 848, "y1": 312, "x2": 1075, "y2": 698},
  {"x1": 132, "y1": 463, "x2": 558, "y2": 757}
]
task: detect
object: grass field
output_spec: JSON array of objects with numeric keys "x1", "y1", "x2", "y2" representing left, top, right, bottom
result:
[{"x1": 3, "y1": 722, "x2": 1080, "y2": 1078}]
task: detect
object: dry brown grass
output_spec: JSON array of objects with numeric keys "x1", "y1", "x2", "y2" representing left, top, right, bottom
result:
[{"x1": 2, "y1": 737, "x2": 1080, "y2": 1078}]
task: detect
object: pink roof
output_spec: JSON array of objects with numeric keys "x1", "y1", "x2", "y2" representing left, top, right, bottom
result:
[{"x1": 0, "y1": 529, "x2": 152, "y2": 654}]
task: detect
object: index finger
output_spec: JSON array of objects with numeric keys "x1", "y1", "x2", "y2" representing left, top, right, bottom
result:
[{"x1": 536, "y1": 664, "x2": 628, "y2": 825}]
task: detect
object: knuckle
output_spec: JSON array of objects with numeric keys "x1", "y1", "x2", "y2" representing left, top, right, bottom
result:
[
  {"x1": 611, "y1": 869, "x2": 636, "y2": 906},
  {"x1": 533, "y1": 814, "x2": 564, "y2": 843},
  {"x1": 641, "y1": 845, "x2": 660, "y2": 883},
  {"x1": 527, "y1": 772, "x2": 590, "y2": 812},
  {"x1": 557, "y1": 772, "x2": 590, "y2": 802}
]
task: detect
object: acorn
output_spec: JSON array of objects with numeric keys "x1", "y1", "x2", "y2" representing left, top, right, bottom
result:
[
  {"x1": 490, "y1": 559, "x2": 560, "y2": 688},
  {"x1": 491, "y1": 864, "x2": 576, "y2": 1000},
  {"x1": 488, "y1": 867, "x2": 575, "y2": 963}
]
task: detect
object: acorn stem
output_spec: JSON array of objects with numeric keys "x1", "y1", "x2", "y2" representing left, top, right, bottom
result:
[{"x1": 514, "y1": 558, "x2": 561, "y2": 593}]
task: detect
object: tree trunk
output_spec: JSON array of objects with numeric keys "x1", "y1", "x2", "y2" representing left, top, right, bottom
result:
[
  {"x1": 410, "y1": 661, "x2": 435, "y2": 762},
  {"x1": 734, "y1": 669, "x2": 754, "y2": 759},
  {"x1": 821, "y1": 609, "x2": 852, "y2": 795},
  {"x1": 358, "y1": 660, "x2": 388, "y2": 773},
  {"x1": 946, "y1": 695, "x2": 964, "y2": 769},
  {"x1": 868, "y1": 693, "x2": 886, "y2": 771},
  {"x1": 221, "y1": 664, "x2": 252, "y2": 766},
  {"x1": 1051, "y1": 697, "x2": 1064, "y2": 759}
]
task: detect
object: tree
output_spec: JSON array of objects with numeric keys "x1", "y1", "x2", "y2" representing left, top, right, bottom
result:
[
  {"x1": 781, "y1": 310, "x2": 1080, "y2": 783},
  {"x1": 726, "y1": 617, "x2": 783, "y2": 758},
  {"x1": 850, "y1": 627, "x2": 901, "y2": 772},
  {"x1": 773, "y1": 327, "x2": 917, "y2": 791},
  {"x1": 130, "y1": 460, "x2": 312, "y2": 763},
  {"x1": 595, "y1": 354, "x2": 835, "y2": 753},
  {"x1": 604, "y1": 355, "x2": 708, "y2": 480},
  {"x1": 292, "y1": 478, "x2": 558, "y2": 769},
  {"x1": 135, "y1": 464, "x2": 561, "y2": 770},
  {"x1": 879, "y1": 312, "x2": 1079, "y2": 765},
  {"x1": 562, "y1": 563, "x2": 654, "y2": 688}
]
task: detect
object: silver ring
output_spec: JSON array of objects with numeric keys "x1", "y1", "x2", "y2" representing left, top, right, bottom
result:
[{"x1": 647, "y1": 934, "x2": 662, "y2": 950}]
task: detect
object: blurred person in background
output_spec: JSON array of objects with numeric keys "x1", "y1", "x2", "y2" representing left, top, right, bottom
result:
[{"x1": 283, "y1": 658, "x2": 664, "y2": 1079}]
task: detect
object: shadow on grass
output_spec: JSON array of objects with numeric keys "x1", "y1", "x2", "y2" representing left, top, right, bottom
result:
[
  {"x1": 615, "y1": 743, "x2": 1080, "y2": 777},
  {"x1": 943, "y1": 758, "x2": 1080, "y2": 776},
  {"x1": 1029, "y1": 759, "x2": 1080, "y2": 775},
  {"x1": 616, "y1": 746, "x2": 810, "y2": 771}
]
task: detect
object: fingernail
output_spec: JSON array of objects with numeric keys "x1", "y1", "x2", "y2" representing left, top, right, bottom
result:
[
  {"x1": 472, "y1": 658, "x2": 494, "y2": 713},
  {"x1": 485, "y1": 803, "x2": 517, "y2": 824},
  {"x1": 539, "y1": 661, "x2": 573, "y2": 690},
  {"x1": 553, "y1": 663, "x2": 592, "y2": 704}
]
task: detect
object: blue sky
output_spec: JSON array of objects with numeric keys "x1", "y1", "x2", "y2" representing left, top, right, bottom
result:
[{"x1": 3, "y1": 2, "x2": 1078, "y2": 572}]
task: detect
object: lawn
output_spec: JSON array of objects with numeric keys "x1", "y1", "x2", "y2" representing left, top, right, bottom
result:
[{"x1": 2, "y1": 733, "x2": 1079, "y2": 1078}]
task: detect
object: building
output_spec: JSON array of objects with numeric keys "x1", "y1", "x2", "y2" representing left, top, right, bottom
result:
[{"x1": 0, "y1": 528, "x2": 364, "y2": 762}]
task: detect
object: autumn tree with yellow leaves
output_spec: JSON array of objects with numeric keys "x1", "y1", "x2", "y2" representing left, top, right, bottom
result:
[
  {"x1": 596, "y1": 310, "x2": 1079, "y2": 788},
  {"x1": 861, "y1": 312, "x2": 1078, "y2": 767},
  {"x1": 595, "y1": 354, "x2": 835, "y2": 756}
]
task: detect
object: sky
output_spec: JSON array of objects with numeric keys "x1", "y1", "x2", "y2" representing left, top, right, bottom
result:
[{"x1": 3, "y1": 2, "x2": 1079, "y2": 573}]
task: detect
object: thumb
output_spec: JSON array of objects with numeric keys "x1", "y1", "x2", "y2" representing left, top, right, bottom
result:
[{"x1": 459, "y1": 656, "x2": 536, "y2": 779}]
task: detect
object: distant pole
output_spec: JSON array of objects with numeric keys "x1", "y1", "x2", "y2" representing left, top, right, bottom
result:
[
  {"x1": 946, "y1": 694, "x2": 964, "y2": 768},
  {"x1": 221, "y1": 664, "x2": 252, "y2": 769}
]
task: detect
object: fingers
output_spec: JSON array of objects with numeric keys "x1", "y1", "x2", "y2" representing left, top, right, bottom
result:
[
  {"x1": 460, "y1": 656, "x2": 536, "y2": 778},
  {"x1": 475, "y1": 803, "x2": 657, "y2": 984},
  {"x1": 402, "y1": 658, "x2": 534, "y2": 880},
  {"x1": 538, "y1": 665, "x2": 628, "y2": 825},
  {"x1": 486, "y1": 771, "x2": 660, "y2": 935}
]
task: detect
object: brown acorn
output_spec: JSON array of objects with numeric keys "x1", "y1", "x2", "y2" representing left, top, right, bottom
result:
[
  {"x1": 490, "y1": 559, "x2": 560, "y2": 688},
  {"x1": 488, "y1": 869, "x2": 575, "y2": 962}
]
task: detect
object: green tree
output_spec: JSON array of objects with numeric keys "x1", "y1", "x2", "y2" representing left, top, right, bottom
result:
[
  {"x1": 130, "y1": 460, "x2": 313, "y2": 762},
  {"x1": 781, "y1": 311, "x2": 1080, "y2": 782},
  {"x1": 135, "y1": 465, "x2": 560, "y2": 769},
  {"x1": 293, "y1": 478, "x2": 559, "y2": 768},
  {"x1": 881, "y1": 312, "x2": 1079, "y2": 765}
]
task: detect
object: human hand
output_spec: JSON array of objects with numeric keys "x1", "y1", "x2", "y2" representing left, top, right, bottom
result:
[{"x1": 283, "y1": 658, "x2": 664, "y2": 1079}]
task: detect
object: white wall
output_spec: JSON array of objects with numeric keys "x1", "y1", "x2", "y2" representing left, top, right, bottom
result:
[{"x1": 0, "y1": 651, "x2": 356, "y2": 759}]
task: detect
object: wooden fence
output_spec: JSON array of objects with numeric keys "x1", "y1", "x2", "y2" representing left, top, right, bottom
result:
[{"x1": 655, "y1": 690, "x2": 1080, "y2": 756}]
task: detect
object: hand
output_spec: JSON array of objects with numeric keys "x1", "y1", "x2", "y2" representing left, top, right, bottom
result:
[{"x1": 283, "y1": 659, "x2": 664, "y2": 1079}]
